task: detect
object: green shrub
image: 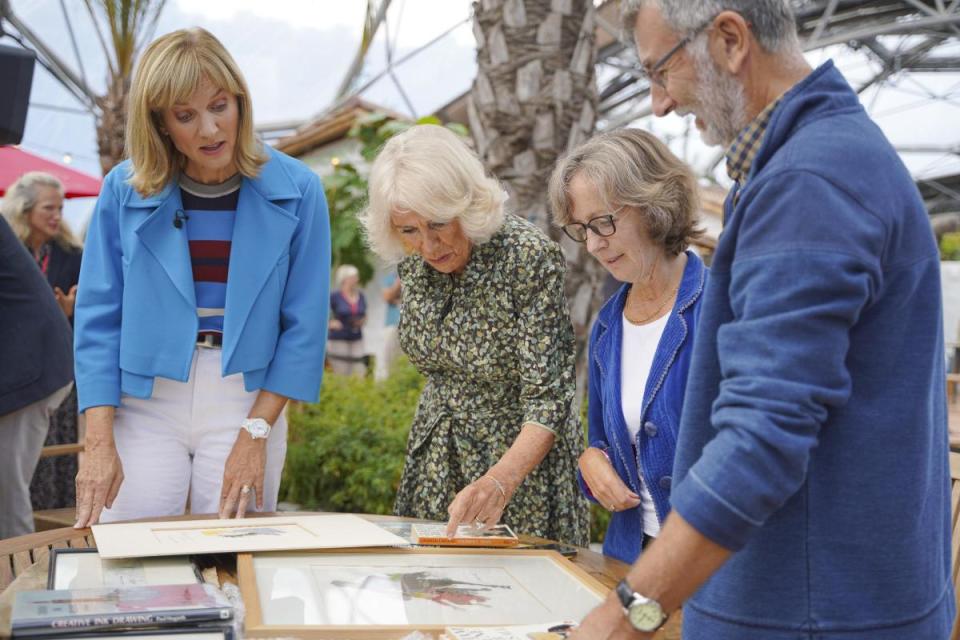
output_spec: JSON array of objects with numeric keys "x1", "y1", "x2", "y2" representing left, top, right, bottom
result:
[
  {"x1": 279, "y1": 358, "x2": 423, "y2": 514},
  {"x1": 941, "y1": 231, "x2": 960, "y2": 261}
]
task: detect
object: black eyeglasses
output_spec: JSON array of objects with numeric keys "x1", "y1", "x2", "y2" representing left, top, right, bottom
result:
[
  {"x1": 562, "y1": 214, "x2": 618, "y2": 243},
  {"x1": 638, "y1": 16, "x2": 715, "y2": 88}
]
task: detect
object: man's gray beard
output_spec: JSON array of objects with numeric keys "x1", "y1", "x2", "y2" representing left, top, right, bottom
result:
[{"x1": 688, "y1": 43, "x2": 749, "y2": 148}]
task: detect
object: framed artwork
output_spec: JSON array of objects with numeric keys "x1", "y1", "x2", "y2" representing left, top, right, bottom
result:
[
  {"x1": 238, "y1": 548, "x2": 607, "y2": 639},
  {"x1": 47, "y1": 548, "x2": 202, "y2": 590},
  {"x1": 92, "y1": 514, "x2": 408, "y2": 559}
]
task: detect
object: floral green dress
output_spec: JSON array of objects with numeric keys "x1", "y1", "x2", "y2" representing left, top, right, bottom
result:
[{"x1": 394, "y1": 215, "x2": 589, "y2": 545}]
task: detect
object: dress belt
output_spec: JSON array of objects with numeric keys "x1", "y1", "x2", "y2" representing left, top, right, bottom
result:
[{"x1": 196, "y1": 333, "x2": 223, "y2": 348}]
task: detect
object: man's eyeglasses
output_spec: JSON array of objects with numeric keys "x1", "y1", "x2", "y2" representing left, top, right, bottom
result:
[
  {"x1": 638, "y1": 16, "x2": 715, "y2": 89},
  {"x1": 562, "y1": 214, "x2": 618, "y2": 243}
]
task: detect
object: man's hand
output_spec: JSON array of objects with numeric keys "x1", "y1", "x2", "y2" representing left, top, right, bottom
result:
[{"x1": 568, "y1": 596, "x2": 651, "y2": 640}]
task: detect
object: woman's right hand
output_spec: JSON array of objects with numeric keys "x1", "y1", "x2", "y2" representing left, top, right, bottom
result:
[
  {"x1": 74, "y1": 408, "x2": 124, "y2": 528},
  {"x1": 329, "y1": 318, "x2": 343, "y2": 331},
  {"x1": 579, "y1": 447, "x2": 641, "y2": 513}
]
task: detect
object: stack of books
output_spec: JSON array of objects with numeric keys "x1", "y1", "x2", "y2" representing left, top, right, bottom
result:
[{"x1": 11, "y1": 583, "x2": 234, "y2": 638}]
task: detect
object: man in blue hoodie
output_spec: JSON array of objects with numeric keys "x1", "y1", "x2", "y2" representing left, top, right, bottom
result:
[{"x1": 572, "y1": 2, "x2": 954, "y2": 639}]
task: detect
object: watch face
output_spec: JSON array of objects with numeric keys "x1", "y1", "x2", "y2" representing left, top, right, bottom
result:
[
  {"x1": 628, "y1": 600, "x2": 665, "y2": 632},
  {"x1": 245, "y1": 420, "x2": 270, "y2": 438}
]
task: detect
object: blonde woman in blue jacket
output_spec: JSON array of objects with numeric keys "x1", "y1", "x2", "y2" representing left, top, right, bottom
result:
[{"x1": 73, "y1": 28, "x2": 330, "y2": 528}]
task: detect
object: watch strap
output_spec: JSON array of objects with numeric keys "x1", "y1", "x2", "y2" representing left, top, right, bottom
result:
[{"x1": 616, "y1": 579, "x2": 636, "y2": 609}]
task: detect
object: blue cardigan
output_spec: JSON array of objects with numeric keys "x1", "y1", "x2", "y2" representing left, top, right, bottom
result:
[
  {"x1": 580, "y1": 250, "x2": 706, "y2": 563},
  {"x1": 671, "y1": 61, "x2": 954, "y2": 639},
  {"x1": 74, "y1": 147, "x2": 331, "y2": 411}
]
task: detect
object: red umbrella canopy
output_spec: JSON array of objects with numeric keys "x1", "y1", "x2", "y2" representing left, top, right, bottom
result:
[{"x1": 0, "y1": 146, "x2": 102, "y2": 198}]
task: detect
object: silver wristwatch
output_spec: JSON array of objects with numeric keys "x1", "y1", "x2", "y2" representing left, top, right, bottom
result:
[
  {"x1": 241, "y1": 417, "x2": 271, "y2": 439},
  {"x1": 616, "y1": 579, "x2": 667, "y2": 632}
]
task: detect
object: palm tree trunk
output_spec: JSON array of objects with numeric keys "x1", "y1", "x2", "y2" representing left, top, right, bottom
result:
[
  {"x1": 95, "y1": 73, "x2": 129, "y2": 175},
  {"x1": 468, "y1": 0, "x2": 607, "y2": 393}
]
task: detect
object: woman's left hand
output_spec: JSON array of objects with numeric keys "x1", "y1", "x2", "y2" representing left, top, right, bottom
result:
[
  {"x1": 445, "y1": 473, "x2": 514, "y2": 537},
  {"x1": 219, "y1": 430, "x2": 267, "y2": 519}
]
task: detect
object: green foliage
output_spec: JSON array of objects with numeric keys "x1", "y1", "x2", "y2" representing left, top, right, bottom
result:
[
  {"x1": 279, "y1": 358, "x2": 424, "y2": 514},
  {"x1": 941, "y1": 232, "x2": 960, "y2": 261},
  {"x1": 325, "y1": 113, "x2": 470, "y2": 283},
  {"x1": 591, "y1": 504, "x2": 611, "y2": 544}
]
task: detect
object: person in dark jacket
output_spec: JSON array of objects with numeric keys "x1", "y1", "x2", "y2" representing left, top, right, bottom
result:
[
  {"x1": 0, "y1": 215, "x2": 73, "y2": 538},
  {"x1": 327, "y1": 264, "x2": 367, "y2": 377},
  {"x1": 548, "y1": 128, "x2": 706, "y2": 564},
  {"x1": 2, "y1": 171, "x2": 83, "y2": 512},
  {"x1": 572, "y1": 1, "x2": 954, "y2": 639}
]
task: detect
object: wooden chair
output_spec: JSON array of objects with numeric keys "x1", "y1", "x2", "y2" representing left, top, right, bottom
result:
[
  {"x1": 0, "y1": 528, "x2": 94, "y2": 592},
  {"x1": 951, "y1": 451, "x2": 960, "y2": 640}
]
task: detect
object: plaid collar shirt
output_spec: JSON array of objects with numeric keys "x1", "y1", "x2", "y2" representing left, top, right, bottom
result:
[{"x1": 725, "y1": 96, "x2": 784, "y2": 201}]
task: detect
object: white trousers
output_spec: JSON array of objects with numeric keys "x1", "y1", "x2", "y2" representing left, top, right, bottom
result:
[{"x1": 100, "y1": 348, "x2": 287, "y2": 522}]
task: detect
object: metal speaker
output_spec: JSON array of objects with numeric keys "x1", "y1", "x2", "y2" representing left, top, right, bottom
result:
[{"x1": 0, "y1": 44, "x2": 36, "y2": 146}]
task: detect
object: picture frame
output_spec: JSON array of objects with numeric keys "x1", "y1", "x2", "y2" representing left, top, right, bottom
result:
[
  {"x1": 92, "y1": 514, "x2": 409, "y2": 559},
  {"x1": 46, "y1": 548, "x2": 202, "y2": 590},
  {"x1": 238, "y1": 548, "x2": 608, "y2": 639}
]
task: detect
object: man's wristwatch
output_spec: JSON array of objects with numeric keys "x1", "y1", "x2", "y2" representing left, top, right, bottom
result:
[
  {"x1": 241, "y1": 417, "x2": 272, "y2": 439},
  {"x1": 616, "y1": 579, "x2": 667, "y2": 632}
]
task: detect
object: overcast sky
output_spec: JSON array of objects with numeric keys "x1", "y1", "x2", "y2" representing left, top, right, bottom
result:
[{"x1": 4, "y1": 0, "x2": 959, "y2": 228}]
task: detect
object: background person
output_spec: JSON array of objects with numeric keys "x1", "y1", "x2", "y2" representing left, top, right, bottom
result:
[
  {"x1": 0, "y1": 214, "x2": 73, "y2": 539},
  {"x1": 2, "y1": 171, "x2": 83, "y2": 512},
  {"x1": 360, "y1": 124, "x2": 589, "y2": 545},
  {"x1": 375, "y1": 270, "x2": 402, "y2": 381},
  {"x1": 73, "y1": 27, "x2": 330, "y2": 528},
  {"x1": 572, "y1": 1, "x2": 954, "y2": 638},
  {"x1": 548, "y1": 128, "x2": 706, "y2": 564},
  {"x1": 327, "y1": 264, "x2": 367, "y2": 377}
]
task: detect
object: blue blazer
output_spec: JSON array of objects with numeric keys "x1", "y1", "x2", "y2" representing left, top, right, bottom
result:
[
  {"x1": 579, "y1": 251, "x2": 706, "y2": 564},
  {"x1": 74, "y1": 147, "x2": 331, "y2": 412}
]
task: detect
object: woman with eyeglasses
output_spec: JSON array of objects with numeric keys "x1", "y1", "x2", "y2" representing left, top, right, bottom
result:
[
  {"x1": 548, "y1": 128, "x2": 707, "y2": 563},
  {"x1": 360, "y1": 124, "x2": 588, "y2": 546}
]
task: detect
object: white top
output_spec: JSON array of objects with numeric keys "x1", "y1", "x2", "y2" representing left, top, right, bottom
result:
[{"x1": 621, "y1": 311, "x2": 669, "y2": 538}]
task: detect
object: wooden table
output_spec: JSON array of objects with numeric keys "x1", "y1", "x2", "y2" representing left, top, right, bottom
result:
[{"x1": 0, "y1": 512, "x2": 681, "y2": 638}]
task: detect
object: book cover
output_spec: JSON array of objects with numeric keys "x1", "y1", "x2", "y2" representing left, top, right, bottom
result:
[
  {"x1": 412, "y1": 523, "x2": 520, "y2": 547},
  {"x1": 11, "y1": 583, "x2": 233, "y2": 637},
  {"x1": 445, "y1": 620, "x2": 576, "y2": 639}
]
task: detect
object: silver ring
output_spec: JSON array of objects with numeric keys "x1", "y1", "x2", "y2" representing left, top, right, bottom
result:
[{"x1": 241, "y1": 485, "x2": 251, "y2": 495}]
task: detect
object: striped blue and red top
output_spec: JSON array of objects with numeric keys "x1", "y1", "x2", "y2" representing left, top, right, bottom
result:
[{"x1": 179, "y1": 172, "x2": 241, "y2": 336}]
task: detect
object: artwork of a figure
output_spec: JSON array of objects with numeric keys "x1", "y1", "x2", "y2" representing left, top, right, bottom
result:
[{"x1": 332, "y1": 570, "x2": 511, "y2": 608}]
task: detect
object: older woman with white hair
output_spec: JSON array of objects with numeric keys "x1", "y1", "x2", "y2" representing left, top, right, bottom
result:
[
  {"x1": 361, "y1": 124, "x2": 588, "y2": 545},
  {"x1": 327, "y1": 264, "x2": 367, "y2": 377}
]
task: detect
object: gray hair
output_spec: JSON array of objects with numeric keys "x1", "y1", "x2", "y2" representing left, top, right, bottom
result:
[
  {"x1": 621, "y1": 0, "x2": 801, "y2": 55},
  {"x1": 548, "y1": 128, "x2": 703, "y2": 256},
  {"x1": 334, "y1": 264, "x2": 360, "y2": 288},
  {"x1": 1, "y1": 171, "x2": 81, "y2": 250}
]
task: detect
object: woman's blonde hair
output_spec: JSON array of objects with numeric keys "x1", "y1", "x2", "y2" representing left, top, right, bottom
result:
[
  {"x1": 126, "y1": 27, "x2": 266, "y2": 196},
  {"x1": 548, "y1": 128, "x2": 702, "y2": 256},
  {"x1": 360, "y1": 124, "x2": 507, "y2": 264},
  {"x1": 1, "y1": 172, "x2": 81, "y2": 250}
]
